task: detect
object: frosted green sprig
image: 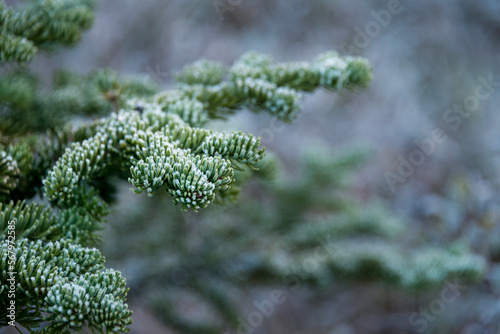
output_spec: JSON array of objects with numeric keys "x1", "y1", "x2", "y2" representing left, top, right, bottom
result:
[
  {"x1": 44, "y1": 282, "x2": 93, "y2": 332},
  {"x1": 314, "y1": 52, "x2": 373, "y2": 90},
  {"x1": 167, "y1": 126, "x2": 211, "y2": 151},
  {"x1": 163, "y1": 98, "x2": 209, "y2": 127},
  {"x1": 199, "y1": 131, "x2": 265, "y2": 166},
  {"x1": 0, "y1": 238, "x2": 104, "y2": 298},
  {"x1": 42, "y1": 102, "x2": 265, "y2": 211},
  {"x1": 0, "y1": 143, "x2": 36, "y2": 201},
  {"x1": 0, "y1": 12, "x2": 384, "y2": 334},
  {"x1": 178, "y1": 83, "x2": 241, "y2": 112},
  {"x1": 156, "y1": 86, "x2": 236, "y2": 126},
  {"x1": 0, "y1": 207, "x2": 127, "y2": 330},
  {"x1": 157, "y1": 51, "x2": 372, "y2": 124},
  {"x1": 42, "y1": 109, "x2": 184, "y2": 207},
  {"x1": 1, "y1": 0, "x2": 94, "y2": 53},
  {"x1": 44, "y1": 270, "x2": 132, "y2": 333},
  {"x1": 128, "y1": 133, "x2": 187, "y2": 196},
  {"x1": 175, "y1": 59, "x2": 225, "y2": 86},
  {"x1": 268, "y1": 61, "x2": 320, "y2": 91},
  {"x1": 164, "y1": 155, "x2": 217, "y2": 211},
  {"x1": 234, "y1": 78, "x2": 302, "y2": 121},
  {"x1": 229, "y1": 51, "x2": 273, "y2": 80},
  {"x1": 0, "y1": 148, "x2": 19, "y2": 198},
  {"x1": 0, "y1": 201, "x2": 65, "y2": 241},
  {"x1": 128, "y1": 131, "x2": 234, "y2": 210},
  {"x1": 0, "y1": 68, "x2": 156, "y2": 138},
  {"x1": 229, "y1": 50, "x2": 373, "y2": 92},
  {"x1": 0, "y1": 32, "x2": 37, "y2": 63},
  {"x1": 43, "y1": 133, "x2": 112, "y2": 205}
]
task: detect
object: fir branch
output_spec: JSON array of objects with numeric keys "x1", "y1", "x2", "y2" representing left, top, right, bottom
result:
[
  {"x1": 233, "y1": 77, "x2": 302, "y2": 122},
  {"x1": 43, "y1": 270, "x2": 132, "y2": 333},
  {"x1": 175, "y1": 59, "x2": 225, "y2": 86},
  {"x1": 155, "y1": 51, "x2": 373, "y2": 125},
  {"x1": 0, "y1": 238, "x2": 132, "y2": 332},
  {"x1": 0, "y1": 147, "x2": 19, "y2": 200},
  {"x1": 0, "y1": 32, "x2": 37, "y2": 63},
  {"x1": 198, "y1": 131, "x2": 265, "y2": 166},
  {"x1": 0, "y1": 0, "x2": 94, "y2": 54},
  {"x1": 230, "y1": 50, "x2": 373, "y2": 91},
  {"x1": 43, "y1": 106, "x2": 260, "y2": 211},
  {"x1": 1, "y1": 48, "x2": 377, "y2": 333}
]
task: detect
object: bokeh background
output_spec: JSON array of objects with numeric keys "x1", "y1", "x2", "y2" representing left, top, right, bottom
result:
[{"x1": 10, "y1": 0, "x2": 500, "y2": 333}]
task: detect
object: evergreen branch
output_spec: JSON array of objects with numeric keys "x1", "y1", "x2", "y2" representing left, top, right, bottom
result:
[
  {"x1": 230, "y1": 50, "x2": 373, "y2": 92},
  {"x1": 175, "y1": 59, "x2": 225, "y2": 86},
  {"x1": 0, "y1": 32, "x2": 37, "y2": 63},
  {"x1": 0, "y1": 238, "x2": 132, "y2": 332},
  {"x1": 0, "y1": 126, "x2": 96, "y2": 202},
  {"x1": 128, "y1": 131, "x2": 234, "y2": 210},
  {"x1": 43, "y1": 106, "x2": 260, "y2": 211},
  {"x1": 1, "y1": 0, "x2": 94, "y2": 51},
  {"x1": 1, "y1": 49, "x2": 377, "y2": 332},
  {"x1": 162, "y1": 97, "x2": 209, "y2": 128},
  {"x1": 0, "y1": 201, "x2": 65, "y2": 241},
  {"x1": 0, "y1": 238, "x2": 104, "y2": 306},
  {"x1": 155, "y1": 51, "x2": 372, "y2": 125},
  {"x1": 41, "y1": 50, "x2": 372, "y2": 212},
  {"x1": 166, "y1": 126, "x2": 211, "y2": 151},
  {"x1": 198, "y1": 131, "x2": 265, "y2": 166},
  {"x1": 43, "y1": 270, "x2": 132, "y2": 333},
  {"x1": 0, "y1": 69, "x2": 156, "y2": 138},
  {"x1": 0, "y1": 148, "x2": 19, "y2": 199},
  {"x1": 233, "y1": 78, "x2": 302, "y2": 122},
  {"x1": 43, "y1": 133, "x2": 112, "y2": 206}
]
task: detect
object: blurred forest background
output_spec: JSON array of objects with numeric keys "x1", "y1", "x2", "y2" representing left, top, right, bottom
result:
[{"x1": 4, "y1": 0, "x2": 500, "y2": 333}]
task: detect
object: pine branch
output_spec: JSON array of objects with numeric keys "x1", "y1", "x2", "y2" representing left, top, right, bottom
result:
[
  {"x1": 175, "y1": 59, "x2": 225, "y2": 86},
  {"x1": 156, "y1": 50, "x2": 373, "y2": 126},
  {"x1": 43, "y1": 270, "x2": 132, "y2": 333},
  {"x1": 0, "y1": 32, "x2": 37, "y2": 63},
  {"x1": 0, "y1": 147, "x2": 19, "y2": 200},
  {"x1": 1, "y1": 49, "x2": 375, "y2": 333},
  {"x1": 0, "y1": 69, "x2": 157, "y2": 138},
  {"x1": 0, "y1": 0, "x2": 94, "y2": 63}
]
